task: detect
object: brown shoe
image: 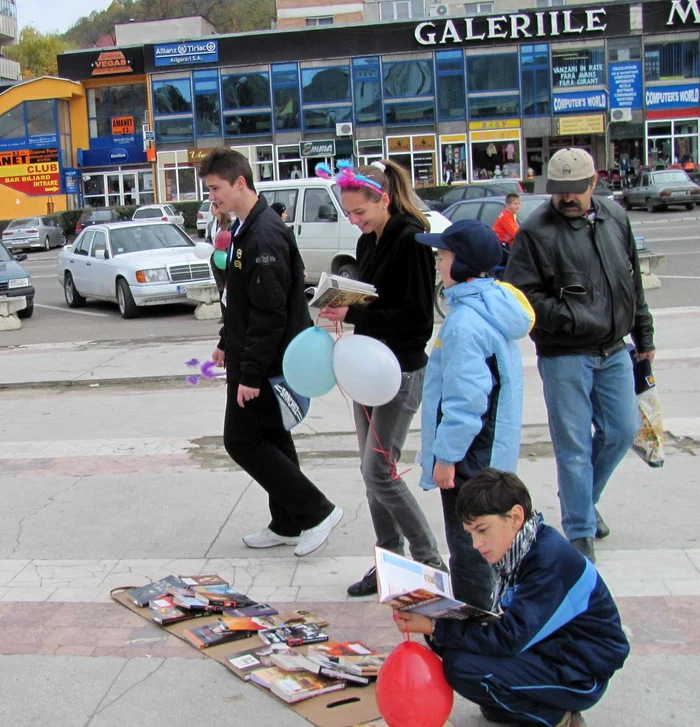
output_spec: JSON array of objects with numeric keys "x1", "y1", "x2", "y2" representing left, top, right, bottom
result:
[{"x1": 555, "y1": 712, "x2": 587, "y2": 727}]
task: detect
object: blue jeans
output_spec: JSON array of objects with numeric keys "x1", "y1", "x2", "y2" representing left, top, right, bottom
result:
[{"x1": 538, "y1": 349, "x2": 639, "y2": 540}]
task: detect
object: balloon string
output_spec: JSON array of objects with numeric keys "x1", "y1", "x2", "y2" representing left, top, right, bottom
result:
[{"x1": 362, "y1": 405, "x2": 409, "y2": 482}]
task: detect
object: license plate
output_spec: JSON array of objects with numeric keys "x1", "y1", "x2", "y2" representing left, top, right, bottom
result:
[
  {"x1": 671, "y1": 191, "x2": 687, "y2": 196},
  {"x1": 0, "y1": 294, "x2": 7, "y2": 298}
]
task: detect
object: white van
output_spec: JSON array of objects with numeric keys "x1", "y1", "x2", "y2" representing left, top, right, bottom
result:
[{"x1": 256, "y1": 178, "x2": 450, "y2": 284}]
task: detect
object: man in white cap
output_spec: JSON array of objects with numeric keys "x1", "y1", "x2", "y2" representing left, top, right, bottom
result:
[{"x1": 505, "y1": 148, "x2": 655, "y2": 563}]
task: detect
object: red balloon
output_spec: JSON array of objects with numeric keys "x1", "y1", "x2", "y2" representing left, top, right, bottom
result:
[
  {"x1": 214, "y1": 230, "x2": 231, "y2": 251},
  {"x1": 376, "y1": 640, "x2": 454, "y2": 727}
]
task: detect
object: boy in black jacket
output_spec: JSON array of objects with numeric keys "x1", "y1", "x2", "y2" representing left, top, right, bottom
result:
[{"x1": 200, "y1": 149, "x2": 342, "y2": 557}]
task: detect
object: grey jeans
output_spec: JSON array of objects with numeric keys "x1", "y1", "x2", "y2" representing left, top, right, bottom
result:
[{"x1": 353, "y1": 367, "x2": 441, "y2": 564}]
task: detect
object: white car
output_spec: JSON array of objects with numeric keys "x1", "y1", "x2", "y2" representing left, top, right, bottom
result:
[
  {"x1": 196, "y1": 200, "x2": 213, "y2": 238},
  {"x1": 57, "y1": 221, "x2": 214, "y2": 319},
  {"x1": 133, "y1": 204, "x2": 185, "y2": 229}
]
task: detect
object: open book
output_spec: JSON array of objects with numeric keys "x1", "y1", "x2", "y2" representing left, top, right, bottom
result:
[
  {"x1": 307, "y1": 272, "x2": 377, "y2": 309},
  {"x1": 375, "y1": 546, "x2": 499, "y2": 621}
]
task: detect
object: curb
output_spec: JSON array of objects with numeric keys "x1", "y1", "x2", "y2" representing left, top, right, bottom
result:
[
  {"x1": 631, "y1": 215, "x2": 700, "y2": 225},
  {"x1": 0, "y1": 374, "x2": 224, "y2": 392}
]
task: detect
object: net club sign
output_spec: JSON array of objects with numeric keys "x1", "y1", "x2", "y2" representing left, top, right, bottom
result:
[{"x1": 415, "y1": 7, "x2": 607, "y2": 45}]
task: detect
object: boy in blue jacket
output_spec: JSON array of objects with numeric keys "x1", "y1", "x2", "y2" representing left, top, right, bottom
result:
[
  {"x1": 415, "y1": 220, "x2": 535, "y2": 610},
  {"x1": 395, "y1": 468, "x2": 629, "y2": 727}
]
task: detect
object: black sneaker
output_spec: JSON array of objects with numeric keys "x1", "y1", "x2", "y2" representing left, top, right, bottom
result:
[
  {"x1": 570, "y1": 537, "x2": 596, "y2": 564},
  {"x1": 347, "y1": 566, "x2": 377, "y2": 597},
  {"x1": 594, "y1": 508, "x2": 610, "y2": 539}
]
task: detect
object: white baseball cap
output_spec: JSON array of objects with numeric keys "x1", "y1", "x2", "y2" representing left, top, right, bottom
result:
[{"x1": 546, "y1": 148, "x2": 596, "y2": 194}]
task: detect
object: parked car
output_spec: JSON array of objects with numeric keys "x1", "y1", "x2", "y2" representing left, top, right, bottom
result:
[
  {"x1": 443, "y1": 194, "x2": 551, "y2": 227},
  {"x1": 256, "y1": 178, "x2": 450, "y2": 283},
  {"x1": 75, "y1": 208, "x2": 123, "y2": 233},
  {"x1": 0, "y1": 241, "x2": 34, "y2": 318},
  {"x1": 57, "y1": 222, "x2": 214, "y2": 319},
  {"x1": 196, "y1": 200, "x2": 213, "y2": 238},
  {"x1": 2, "y1": 216, "x2": 65, "y2": 251},
  {"x1": 622, "y1": 170, "x2": 700, "y2": 212},
  {"x1": 426, "y1": 181, "x2": 524, "y2": 212},
  {"x1": 133, "y1": 204, "x2": 186, "y2": 229},
  {"x1": 593, "y1": 177, "x2": 616, "y2": 202}
]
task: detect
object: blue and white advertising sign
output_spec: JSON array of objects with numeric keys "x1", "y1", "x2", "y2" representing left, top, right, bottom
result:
[
  {"x1": 0, "y1": 134, "x2": 59, "y2": 152},
  {"x1": 154, "y1": 40, "x2": 219, "y2": 67},
  {"x1": 609, "y1": 61, "x2": 642, "y2": 109},
  {"x1": 645, "y1": 83, "x2": 700, "y2": 110},
  {"x1": 552, "y1": 90, "x2": 608, "y2": 114},
  {"x1": 64, "y1": 169, "x2": 80, "y2": 194}
]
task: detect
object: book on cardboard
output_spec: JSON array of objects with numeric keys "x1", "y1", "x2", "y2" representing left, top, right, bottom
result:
[
  {"x1": 183, "y1": 622, "x2": 254, "y2": 650},
  {"x1": 318, "y1": 666, "x2": 370, "y2": 686},
  {"x1": 259, "y1": 623, "x2": 329, "y2": 647},
  {"x1": 253, "y1": 609, "x2": 329, "y2": 631},
  {"x1": 270, "y1": 671, "x2": 347, "y2": 704},
  {"x1": 310, "y1": 641, "x2": 377, "y2": 658},
  {"x1": 149, "y1": 595, "x2": 191, "y2": 625},
  {"x1": 179, "y1": 574, "x2": 228, "y2": 588},
  {"x1": 375, "y1": 546, "x2": 499, "y2": 621},
  {"x1": 223, "y1": 603, "x2": 279, "y2": 619},
  {"x1": 126, "y1": 575, "x2": 188, "y2": 607},
  {"x1": 227, "y1": 643, "x2": 299, "y2": 681},
  {"x1": 337, "y1": 654, "x2": 388, "y2": 676},
  {"x1": 192, "y1": 585, "x2": 256, "y2": 608},
  {"x1": 308, "y1": 272, "x2": 377, "y2": 309},
  {"x1": 217, "y1": 616, "x2": 266, "y2": 632},
  {"x1": 249, "y1": 666, "x2": 288, "y2": 690},
  {"x1": 171, "y1": 594, "x2": 224, "y2": 614}
]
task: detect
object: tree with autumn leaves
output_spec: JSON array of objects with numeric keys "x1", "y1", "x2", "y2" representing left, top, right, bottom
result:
[{"x1": 4, "y1": 27, "x2": 74, "y2": 79}]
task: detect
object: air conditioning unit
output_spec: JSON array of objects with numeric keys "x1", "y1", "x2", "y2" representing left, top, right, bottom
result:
[
  {"x1": 610, "y1": 108, "x2": 633, "y2": 123},
  {"x1": 429, "y1": 4, "x2": 449, "y2": 16},
  {"x1": 336, "y1": 122, "x2": 353, "y2": 137}
]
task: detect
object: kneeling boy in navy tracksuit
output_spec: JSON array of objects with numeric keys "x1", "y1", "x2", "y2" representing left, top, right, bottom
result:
[{"x1": 395, "y1": 468, "x2": 629, "y2": 727}]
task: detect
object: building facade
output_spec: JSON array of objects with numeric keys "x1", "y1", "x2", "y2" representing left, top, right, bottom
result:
[
  {"x1": 0, "y1": 0, "x2": 699, "y2": 214},
  {"x1": 0, "y1": 0, "x2": 21, "y2": 88}
]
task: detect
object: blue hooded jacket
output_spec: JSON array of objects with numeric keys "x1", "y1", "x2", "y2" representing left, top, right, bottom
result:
[{"x1": 420, "y1": 278, "x2": 535, "y2": 490}]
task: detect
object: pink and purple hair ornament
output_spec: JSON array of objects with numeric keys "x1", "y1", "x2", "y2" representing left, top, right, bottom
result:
[
  {"x1": 315, "y1": 160, "x2": 383, "y2": 195},
  {"x1": 185, "y1": 358, "x2": 226, "y2": 386}
]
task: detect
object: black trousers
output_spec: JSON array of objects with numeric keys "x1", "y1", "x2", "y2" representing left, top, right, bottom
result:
[{"x1": 223, "y1": 381, "x2": 334, "y2": 536}]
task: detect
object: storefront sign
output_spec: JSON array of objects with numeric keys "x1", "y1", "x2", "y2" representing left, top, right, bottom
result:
[
  {"x1": 414, "y1": 8, "x2": 608, "y2": 46},
  {"x1": 609, "y1": 61, "x2": 642, "y2": 109},
  {"x1": 387, "y1": 137, "x2": 410, "y2": 153},
  {"x1": 188, "y1": 148, "x2": 216, "y2": 163},
  {"x1": 553, "y1": 91, "x2": 607, "y2": 114},
  {"x1": 0, "y1": 134, "x2": 58, "y2": 152},
  {"x1": 111, "y1": 116, "x2": 134, "y2": 136},
  {"x1": 91, "y1": 50, "x2": 134, "y2": 76},
  {"x1": 471, "y1": 129, "x2": 521, "y2": 142},
  {"x1": 556, "y1": 114, "x2": 605, "y2": 135},
  {"x1": 299, "y1": 140, "x2": 336, "y2": 157},
  {"x1": 109, "y1": 148, "x2": 129, "y2": 163},
  {"x1": 552, "y1": 55, "x2": 604, "y2": 87},
  {"x1": 0, "y1": 148, "x2": 60, "y2": 195},
  {"x1": 645, "y1": 83, "x2": 700, "y2": 109},
  {"x1": 413, "y1": 136, "x2": 436, "y2": 152},
  {"x1": 666, "y1": 0, "x2": 700, "y2": 26},
  {"x1": 154, "y1": 40, "x2": 219, "y2": 67},
  {"x1": 439, "y1": 134, "x2": 467, "y2": 143},
  {"x1": 469, "y1": 120, "x2": 520, "y2": 131},
  {"x1": 64, "y1": 169, "x2": 80, "y2": 195}
]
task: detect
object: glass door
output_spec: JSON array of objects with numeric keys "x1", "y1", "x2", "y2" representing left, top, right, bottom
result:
[
  {"x1": 107, "y1": 174, "x2": 121, "y2": 206},
  {"x1": 122, "y1": 173, "x2": 137, "y2": 206}
]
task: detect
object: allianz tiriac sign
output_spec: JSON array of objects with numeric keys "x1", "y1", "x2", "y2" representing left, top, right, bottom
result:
[{"x1": 414, "y1": 1, "x2": 700, "y2": 47}]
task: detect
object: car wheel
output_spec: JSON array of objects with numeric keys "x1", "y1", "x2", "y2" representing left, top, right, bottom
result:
[
  {"x1": 117, "y1": 278, "x2": 139, "y2": 319},
  {"x1": 60, "y1": 234, "x2": 67, "y2": 246},
  {"x1": 623, "y1": 197, "x2": 633, "y2": 211},
  {"x1": 44, "y1": 235, "x2": 51, "y2": 250},
  {"x1": 434, "y1": 282, "x2": 448, "y2": 320},
  {"x1": 686, "y1": 203, "x2": 695, "y2": 211},
  {"x1": 17, "y1": 299, "x2": 34, "y2": 319},
  {"x1": 646, "y1": 198, "x2": 657, "y2": 213},
  {"x1": 64, "y1": 273, "x2": 86, "y2": 308},
  {"x1": 198, "y1": 230, "x2": 205, "y2": 238},
  {"x1": 337, "y1": 263, "x2": 359, "y2": 279}
]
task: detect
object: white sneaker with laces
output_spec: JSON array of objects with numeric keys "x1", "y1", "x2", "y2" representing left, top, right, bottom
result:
[
  {"x1": 294, "y1": 507, "x2": 344, "y2": 557},
  {"x1": 242, "y1": 528, "x2": 300, "y2": 549}
]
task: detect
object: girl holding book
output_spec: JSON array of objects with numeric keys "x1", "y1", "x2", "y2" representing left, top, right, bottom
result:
[{"x1": 317, "y1": 159, "x2": 444, "y2": 596}]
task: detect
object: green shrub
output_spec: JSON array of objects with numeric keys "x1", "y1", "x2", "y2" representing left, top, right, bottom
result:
[{"x1": 172, "y1": 201, "x2": 201, "y2": 230}]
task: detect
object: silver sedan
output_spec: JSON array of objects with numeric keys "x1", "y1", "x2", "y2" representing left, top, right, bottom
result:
[
  {"x1": 57, "y1": 221, "x2": 214, "y2": 319},
  {"x1": 623, "y1": 170, "x2": 700, "y2": 212},
  {"x1": 2, "y1": 216, "x2": 66, "y2": 251}
]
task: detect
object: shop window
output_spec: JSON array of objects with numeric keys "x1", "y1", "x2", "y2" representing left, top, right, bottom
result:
[
  {"x1": 608, "y1": 37, "x2": 642, "y2": 62},
  {"x1": 356, "y1": 139, "x2": 384, "y2": 166},
  {"x1": 552, "y1": 47, "x2": 604, "y2": 87},
  {"x1": 90, "y1": 88, "x2": 110, "y2": 118},
  {"x1": 385, "y1": 100, "x2": 435, "y2": 126},
  {"x1": 0, "y1": 105, "x2": 26, "y2": 139},
  {"x1": 87, "y1": 85, "x2": 148, "y2": 140},
  {"x1": 110, "y1": 86, "x2": 133, "y2": 117},
  {"x1": 303, "y1": 105, "x2": 351, "y2": 131},
  {"x1": 383, "y1": 60, "x2": 434, "y2": 99},
  {"x1": 467, "y1": 55, "x2": 518, "y2": 93},
  {"x1": 471, "y1": 139, "x2": 521, "y2": 181},
  {"x1": 194, "y1": 71, "x2": 221, "y2": 137},
  {"x1": 302, "y1": 66, "x2": 351, "y2": 104},
  {"x1": 153, "y1": 79, "x2": 193, "y2": 115},
  {"x1": 644, "y1": 41, "x2": 700, "y2": 82},
  {"x1": 272, "y1": 63, "x2": 301, "y2": 132},
  {"x1": 437, "y1": 51, "x2": 466, "y2": 121},
  {"x1": 353, "y1": 57, "x2": 382, "y2": 126},
  {"x1": 521, "y1": 44, "x2": 550, "y2": 117},
  {"x1": 155, "y1": 118, "x2": 194, "y2": 142},
  {"x1": 647, "y1": 119, "x2": 699, "y2": 167},
  {"x1": 468, "y1": 96, "x2": 519, "y2": 120},
  {"x1": 222, "y1": 73, "x2": 271, "y2": 110},
  {"x1": 25, "y1": 99, "x2": 54, "y2": 137},
  {"x1": 536, "y1": 0, "x2": 564, "y2": 6},
  {"x1": 278, "y1": 144, "x2": 303, "y2": 179},
  {"x1": 224, "y1": 113, "x2": 272, "y2": 136}
]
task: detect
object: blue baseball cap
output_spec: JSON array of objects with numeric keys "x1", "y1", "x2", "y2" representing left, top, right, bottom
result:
[{"x1": 415, "y1": 219, "x2": 503, "y2": 279}]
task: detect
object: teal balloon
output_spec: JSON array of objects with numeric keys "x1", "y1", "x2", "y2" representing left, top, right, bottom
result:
[
  {"x1": 283, "y1": 326, "x2": 337, "y2": 398},
  {"x1": 213, "y1": 249, "x2": 228, "y2": 270}
]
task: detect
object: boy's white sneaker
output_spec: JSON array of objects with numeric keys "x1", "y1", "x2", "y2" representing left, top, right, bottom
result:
[
  {"x1": 294, "y1": 507, "x2": 344, "y2": 557},
  {"x1": 242, "y1": 528, "x2": 300, "y2": 549}
]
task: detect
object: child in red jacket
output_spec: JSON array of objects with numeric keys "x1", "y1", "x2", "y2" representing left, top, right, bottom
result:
[{"x1": 492, "y1": 193, "x2": 521, "y2": 246}]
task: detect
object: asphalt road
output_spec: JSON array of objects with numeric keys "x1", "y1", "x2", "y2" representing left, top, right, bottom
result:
[{"x1": 2, "y1": 208, "x2": 699, "y2": 346}]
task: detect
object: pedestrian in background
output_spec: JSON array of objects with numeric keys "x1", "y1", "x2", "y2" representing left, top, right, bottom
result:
[
  {"x1": 206, "y1": 201, "x2": 230, "y2": 321},
  {"x1": 317, "y1": 159, "x2": 444, "y2": 597},
  {"x1": 505, "y1": 148, "x2": 655, "y2": 563}
]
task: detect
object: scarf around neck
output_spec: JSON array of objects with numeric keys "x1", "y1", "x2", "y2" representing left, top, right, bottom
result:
[{"x1": 491, "y1": 511, "x2": 542, "y2": 609}]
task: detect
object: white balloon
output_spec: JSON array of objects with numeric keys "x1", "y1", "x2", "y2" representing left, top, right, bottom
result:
[
  {"x1": 193, "y1": 242, "x2": 214, "y2": 259},
  {"x1": 332, "y1": 335, "x2": 402, "y2": 406}
]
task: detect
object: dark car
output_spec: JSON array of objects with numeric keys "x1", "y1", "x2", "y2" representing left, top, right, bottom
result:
[
  {"x1": 443, "y1": 194, "x2": 550, "y2": 227},
  {"x1": 75, "y1": 208, "x2": 123, "y2": 233},
  {"x1": 0, "y1": 241, "x2": 35, "y2": 318},
  {"x1": 427, "y1": 181, "x2": 524, "y2": 212}
]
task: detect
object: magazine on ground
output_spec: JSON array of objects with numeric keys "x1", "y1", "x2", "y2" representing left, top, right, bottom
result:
[
  {"x1": 374, "y1": 546, "x2": 499, "y2": 621},
  {"x1": 307, "y1": 272, "x2": 377, "y2": 309}
]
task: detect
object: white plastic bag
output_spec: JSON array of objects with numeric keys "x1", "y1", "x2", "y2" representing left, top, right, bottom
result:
[{"x1": 628, "y1": 346, "x2": 664, "y2": 468}]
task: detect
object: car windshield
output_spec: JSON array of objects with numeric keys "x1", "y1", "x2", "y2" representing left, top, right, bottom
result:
[
  {"x1": 651, "y1": 171, "x2": 689, "y2": 184},
  {"x1": 491, "y1": 181, "x2": 521, "y2": 194},
  {"x1": 84, "y1": 210, "x2": 114, "y2": 221},
  {"x1": 134, "y1": 208, "x2": 163, "y2": 219},
  {"x1": 7, "y1": 218, "x2": 38, "y2": 229},
  {"x1": 199, "y1": 201, "x2": 211, "y2": 211},
  {"x1": 519, "y1": 197, "x2": 549, "y2": 222},
  {"x1": 110, "y1": 224, "x2": 194, "y2": 255},
  {"x1": 0, "y1": 241, "x2": 14, "y2": 261}
]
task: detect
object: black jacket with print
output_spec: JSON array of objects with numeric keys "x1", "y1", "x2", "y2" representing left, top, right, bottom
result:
[{"x1": 217, "y1": 196, "x2": 311, "y2": 388}]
